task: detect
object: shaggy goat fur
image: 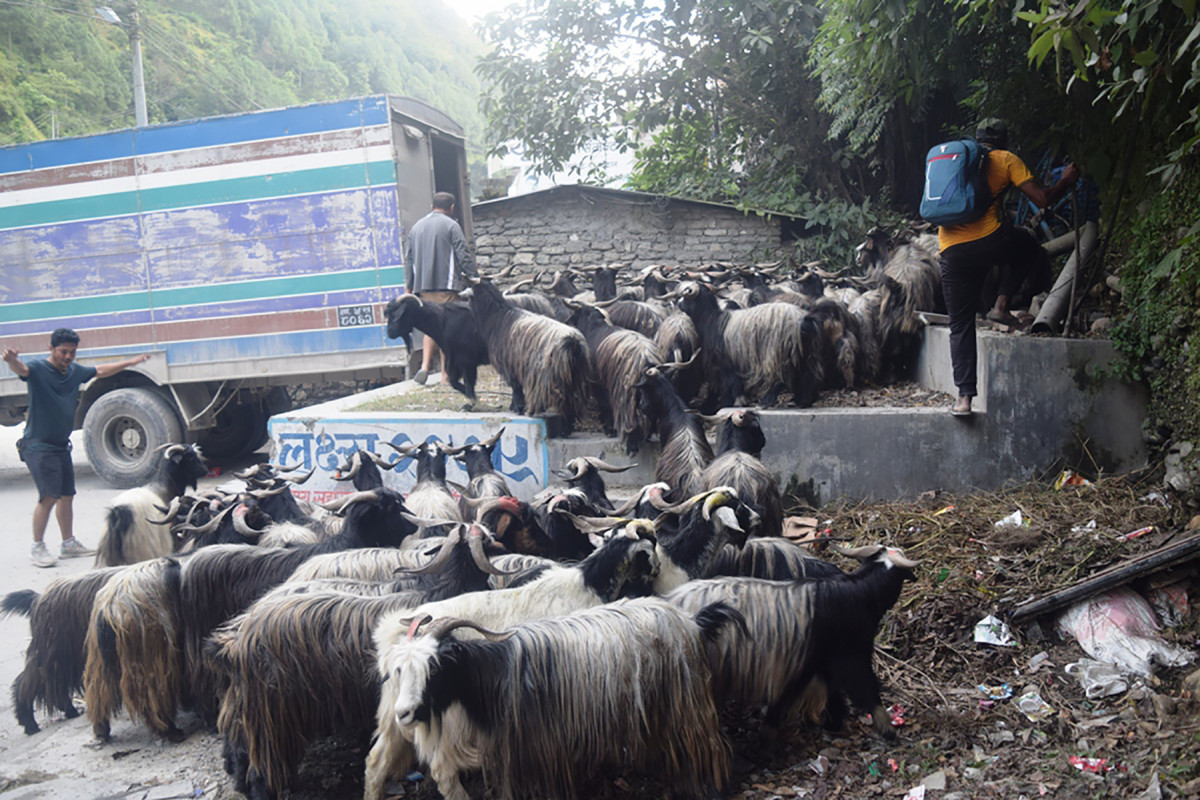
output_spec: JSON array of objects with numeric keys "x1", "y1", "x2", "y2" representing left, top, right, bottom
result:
[
  {"x1": 3, "y1": 568, "x2": 125, "y2": 734},
  {"x1": 570, "y1": 305, "x2": 664, "y2": 455},
  {"x1": 635, "y1": 367, "x2": 713, "y2": 499},
  {"x1": 180, "y1": 488, "x2": 417, "y2": 723},
  {"x1": 365, "y1": 534, "x2": 663, "y2": 799},
  {"x1": 370, "y1": 598, "x2": 739, "y2": 800},
  {"x1": 83, "y1": 557, "x2": 186, "y2": 741},
  {"x1": 677, "y1": 282, "x2": 823, "y2": 408},
  {"x1": 652, "y1": 311, "x2": 703, "y2": 404},
  {"x1": 666, "y1": 546, "x2": 916, "y2": 736},
  {"x1": 94, "y1": 444, "x2": 209, "y2": 567},
  {"x1": 469, "y1": 279, "x2": 593, "y2": 433},
  {"x1": 710, "y1": 538, "x2": 845, "y2": 581}
]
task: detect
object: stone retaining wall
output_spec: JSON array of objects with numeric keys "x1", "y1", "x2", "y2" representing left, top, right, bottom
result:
[{"x1": 471, "y1": 188, "x2": 793, "y2": 271}]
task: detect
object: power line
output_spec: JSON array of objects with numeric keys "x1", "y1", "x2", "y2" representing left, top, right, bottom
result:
[
  {"x1": 139, "y1": 16, "x2": 265, "y2": 111},
  {"x1": 0, "y1": 0, "x2": 109, "y2": 22},
  {"x1": 137, "y1": 25, "x2": 251, "y2": 115}
]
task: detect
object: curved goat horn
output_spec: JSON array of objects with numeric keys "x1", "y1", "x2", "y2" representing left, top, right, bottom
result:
[
  {"x1": 830, "y1": 542, "x2": 886, "y2": 561},
  {"x1": 174, "y1": 504, "x2": 234, "y2": 536},
  {"x1": 282, "y1": 467, "x2": 317, "y2": 484},
  {"x1": 424, "y1": 616, "x2": 516, "y2": 642},
  {"x1": 333, "y1": 453, "x2": 363, "y2": 482},
  {"x1": 232, "y1": 505, "x2": 263, "y2": 540},
  {"x1": 584, "y1": 457, "x2": 636, "y2": 473},
  {"x1": 145, "y1": 496, "x2": 184, "y2": 525},
  {"x1": 399, "y1": 526, "x2": 465, "y2": 576},
  {"x1": 467, "y1": 525, "x2": 521, "y2": 576}
]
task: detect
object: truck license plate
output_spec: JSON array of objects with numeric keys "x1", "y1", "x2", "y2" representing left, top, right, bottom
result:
[{"x1": 337, "y1": 305, "x2": 375, "y2": 327}]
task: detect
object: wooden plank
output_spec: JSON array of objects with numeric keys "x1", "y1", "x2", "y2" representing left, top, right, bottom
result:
[{"x1": 1010, "y1": 532, "x2": 1200, "y2": 624}]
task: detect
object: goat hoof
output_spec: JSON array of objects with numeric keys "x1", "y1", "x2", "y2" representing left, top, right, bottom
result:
[
  {"x1": 21, "y1": 723, "x2": 40, "y2": 736},
  {"x1": 63, "y1": 704, "x2": 81, "y2": 719},
  {"x1": 459, "y1": 403, "x2": 474, "y2": 412},
  {"x1": 163, "y1": 726, "x2": 187, "y2": 743}
]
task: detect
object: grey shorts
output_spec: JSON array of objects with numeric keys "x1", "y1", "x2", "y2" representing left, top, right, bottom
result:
[{"x1": 25, "y1": 446, "x2": 76, "y2": 500}]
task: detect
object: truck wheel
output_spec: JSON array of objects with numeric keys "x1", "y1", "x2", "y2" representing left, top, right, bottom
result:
[
  {"x1": 196, "y1": 403, "x2": 267, "y2": 462},
  {"x1": 83, "y1": 388, "x2": 183, "y2": 488}
]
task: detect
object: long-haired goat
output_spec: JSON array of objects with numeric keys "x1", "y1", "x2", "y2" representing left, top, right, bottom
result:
[
  {"x1": 675, "y1": 280, "x2": 823, "y2": 408},
  {"x1": 3, "y1": 568, "x2": 126, "y2": 734},
  {"x1": 94, "y1": 443, "x2": 209, "y2": 567},
  {"x1": 179, "y1": 488, "x2": 418, "y2": 724},
  {"x1": 699, "y1": 409, "x2": 782, "y2": 537},
  {"x1": 569, "y1": 304, "x2": 664, "y2": 455},
  {"x1": 385, "y1": 295, "x2": 490, "y2": 409},
  {"x1": 370, "y1": 599, "x2": 742, "y2": 800},
  {"x1": 83, "y1": 557, "x2": 186, "y2": 742},
  {"x1": 634, "y1": 364, "x2": 713, "y2": 500},
  {"x1": 468, "y1": 277, "x2": 593, "y2": 434},
  {"x1": 385, "y1": 440, "x2": 461, "y2": 527},
  {"x1": 209, "y1": 523, "x2": 513, "y2": 800},
  {"x1": 667, "y1": 543, "x2": 918, "y2": 737},
  {"x1": 443, "y1": 428, "x2": 510, "y2": 518},
  {"x1": 551, "y1": 456, "x2": 637, "y2": 512},
  {"x1": 364, "y1": 531, "x2": 663, "y2": 799}
]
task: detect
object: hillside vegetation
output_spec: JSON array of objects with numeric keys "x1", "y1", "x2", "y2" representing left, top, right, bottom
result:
[{"x1": 0, "y1": 0, "x2": 487, "y2": 160}]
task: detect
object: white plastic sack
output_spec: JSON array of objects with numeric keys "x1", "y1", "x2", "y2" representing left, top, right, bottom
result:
[
  {"x1": 1065, "y1": 658, "x2": 1128, "y2": 699},
  {"x1": 1056, "y1": 587, "x2": 1195, "y2": 678}
]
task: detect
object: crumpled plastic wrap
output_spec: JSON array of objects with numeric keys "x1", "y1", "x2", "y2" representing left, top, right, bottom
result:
[{"x1": 1056, "y1": 587, "x2": 1195, "y2": 678}]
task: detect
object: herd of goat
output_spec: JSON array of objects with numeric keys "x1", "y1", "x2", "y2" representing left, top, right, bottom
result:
[
  {"x1": 0, "y1": 234, "x2": 943, "y2": 799},
  {"x1": 385, "y1": 230, "x2": 944, "y2": 450}
]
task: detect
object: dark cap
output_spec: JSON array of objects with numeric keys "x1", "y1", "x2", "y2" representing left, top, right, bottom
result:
[{"x1": 976, "y1": 118, "x2": 1008, "y2": 149}]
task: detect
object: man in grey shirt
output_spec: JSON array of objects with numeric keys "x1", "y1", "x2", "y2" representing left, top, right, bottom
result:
[{"x1": 404, "y1": 191, "x2": 475, "y2": 385}]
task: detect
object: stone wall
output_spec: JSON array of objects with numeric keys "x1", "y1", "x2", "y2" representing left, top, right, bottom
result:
[{"x1": 471, "y1": 188, "x2": 793, "y2": 271}]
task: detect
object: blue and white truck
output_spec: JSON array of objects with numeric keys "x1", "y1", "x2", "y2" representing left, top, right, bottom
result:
[{"x1": 0, "y1": 95, "x2": 472, "y2": 486}]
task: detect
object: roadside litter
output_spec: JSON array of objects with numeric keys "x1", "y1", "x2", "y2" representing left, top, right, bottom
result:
[{"x1": 1056, "y1": 587, "x2": 1195, "y2": 678}]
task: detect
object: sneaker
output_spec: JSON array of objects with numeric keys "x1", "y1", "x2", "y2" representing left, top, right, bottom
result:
[
  {"x1": 950, "y1": 397, "x2": 973, "y2": 417},
  {"x1": 412, "y1": 368, "x2": 428, "y2": 385},
  {"x1": 59, "y1": 538, "x2": 95, "y2": 559},
  {"x1": 31, "y1": 542, "x2": 57, "y2": 568}
]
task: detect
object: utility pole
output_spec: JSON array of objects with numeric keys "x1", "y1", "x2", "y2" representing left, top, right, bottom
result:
[
  {"x1": 97, "y1": 3, "x2": 147, "y2": 127},
  {"x1": 130, "y1": 1, "x2": 147, "y2": 127}
]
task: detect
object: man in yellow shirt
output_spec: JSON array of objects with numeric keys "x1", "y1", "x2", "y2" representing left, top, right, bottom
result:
[{"x1": 939, "y1": 120, "x2": 1080, "y2": 416}]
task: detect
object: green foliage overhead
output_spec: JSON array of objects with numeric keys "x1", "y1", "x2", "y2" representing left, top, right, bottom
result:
[{"x1": 0, "y1": 0, "x2": 487, "y2": 160}]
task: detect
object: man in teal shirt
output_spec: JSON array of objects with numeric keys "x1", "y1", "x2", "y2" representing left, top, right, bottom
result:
[{"x1": 3, "y1": 328, "x2": 149, "y2": 567}]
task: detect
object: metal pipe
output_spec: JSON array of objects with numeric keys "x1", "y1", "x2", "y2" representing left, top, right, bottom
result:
[{"x1": 1032, "y1": 220, "x2": 1099, "y2": 334}]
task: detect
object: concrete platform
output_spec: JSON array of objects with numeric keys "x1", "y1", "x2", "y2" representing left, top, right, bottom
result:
[{"x1": 268, "y1": 326, "x2": 1148, "y2": 505}]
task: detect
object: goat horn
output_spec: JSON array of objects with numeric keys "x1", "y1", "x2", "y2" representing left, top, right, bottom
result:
[
  {"x1": 382, "y1": 441, "x2": 419, "y2": 458},
  {"x1": 584, "y1": 457, "x2": 637, "y2": 473},
  {"x1": 554, "y1": 458, "x2": 589, "y2": 481},
  {"x1": 333, "y1": 453, "x2": 363, "y2": 481},
  {"x1": 609, "y1": 482, "x2": 664, "y2": 516},
  {"x1": 694, "y1": 411, "x2": 732, "y2": 427},
  {"x1": 234, "y1": 463, "x2": 271, "y2": 480},
  {"x1": 482, "y1": 427, "x2": 505, "y2": 449},
  {"x1": 505, "y1": 278, "x2": 535, "y2": 293},
  {"x1": 282, "y1": 467, "x2": 317, "y2": 484},
  {"x1": 702, "y1": 487, "x2": 737, "y2": 521},
  {"x1": 155, "y1": 443, "x2": 186, "y2": 458},
  {"x1": 592, "y1": 298, "x2": 618, "y2": 308},
  {"x1": 441, "y1": 442, "x2": 469, "y2": 456},
  {"x1": 886, "y1": 547, "x2": 921, "y2": 569},
  {"x1": 231, "y1": 505, "x2": 263, "y2": 540},
  {"x1": 399, "y1": 526, "x2": 465, "y2": 575},
  {"x1": 174, "y1": 504, "x2": 234, "y2": 536},
  {"x1": 366, "y1": 451, "x2": 396, "y2": 470},
  {"x1": 558, "y1": 511, "x2": 630, "y2": 535},
  {"x1": 331, "y1": 489, "x2": 382, "y2": 513},
  {"x1": 658, "y1": 349, "x2": 700, "y2": 372},
  {"x1": 424, "y1": 616, "x2": 516, "y2": 642},
  {"x1": 145, "y1": 496, "x2": 185, "y2": 525},
  {"x1": 249, "y1": 483, "x2": 291, "y2": 498},
  {"x1": 467, "y1": 524, "x2": 520, "y2": 575},
  {"x1": 831, "y1": 542, "x2": 886, "y2": 561}
]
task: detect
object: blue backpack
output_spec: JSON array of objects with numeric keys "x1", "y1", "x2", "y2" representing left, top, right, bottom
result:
[{"x1": 920, "y1": 138, "x2": 995, "y2": 226}]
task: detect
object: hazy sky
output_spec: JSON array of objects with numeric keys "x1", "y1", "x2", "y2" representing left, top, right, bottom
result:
[{"x1": 451, "y1": 0, "x2": 518, "y2": 23}]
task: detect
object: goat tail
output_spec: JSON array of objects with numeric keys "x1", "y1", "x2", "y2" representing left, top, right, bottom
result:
[
  {"x1": 2, "y1": 589, "x2": 38, "y2": 618},
  {"x1": 693, "y1": 601, "x2": 749, "y2": 642},
  {"x1": 95, "y1": 506, "x2": 133, "y2": 567},
  {"x1": 83, "y1": 614, "x2": 123, "y2": 740}
]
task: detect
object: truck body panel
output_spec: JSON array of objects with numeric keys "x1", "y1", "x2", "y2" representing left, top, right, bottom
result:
[{"x1": 0, "y1": 95, "x2": 470, "y2": 483}]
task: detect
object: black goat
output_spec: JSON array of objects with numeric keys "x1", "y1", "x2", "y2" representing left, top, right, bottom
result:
[{"x1": 384, "y1": 295, "x2": 489, "y2": 409}]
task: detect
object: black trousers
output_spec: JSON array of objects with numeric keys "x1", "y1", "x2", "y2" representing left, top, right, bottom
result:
[{"x1": 940, "y1": 226, "x2": 1045, "y2": 397}]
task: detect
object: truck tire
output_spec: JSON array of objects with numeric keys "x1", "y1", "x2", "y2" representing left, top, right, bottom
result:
[
  {"x1": 196, "y1": 402, "x2": 268, "y2": 462},
  {"x1": 83, "y1": 388, "x2": 184, "y2": 488}
]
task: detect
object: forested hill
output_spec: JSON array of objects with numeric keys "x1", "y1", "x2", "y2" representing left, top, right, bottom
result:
[{"x1": 0, "y1": 0, "x2": 486, "y2": 156}]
